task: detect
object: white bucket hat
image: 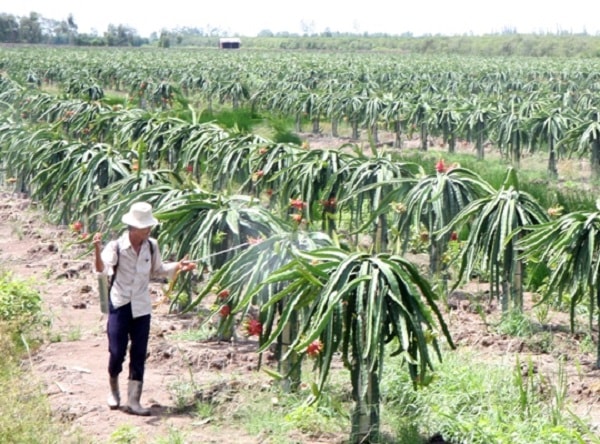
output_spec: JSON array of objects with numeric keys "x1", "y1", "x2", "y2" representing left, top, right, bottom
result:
[{"x1": 121, "y1": 202, "x2": 158, "y2": 228}]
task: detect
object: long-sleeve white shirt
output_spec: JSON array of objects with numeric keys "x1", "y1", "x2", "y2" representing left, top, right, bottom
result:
[{"x1": 99, "y1": 232, "x2": 178, "y2": 318}]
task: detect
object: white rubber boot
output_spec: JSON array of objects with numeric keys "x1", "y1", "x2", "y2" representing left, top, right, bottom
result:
[
  {"x1": 107, "y1": 376, "x2": 120, "y2": 410},
  {"x1": 124, "y1": 380, "x2": 151, "y2": 416}
]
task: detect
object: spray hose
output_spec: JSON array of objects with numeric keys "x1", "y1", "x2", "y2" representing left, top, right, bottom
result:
[{"x1": 164, "y1": 242, "x2": 251, "y2": 299}]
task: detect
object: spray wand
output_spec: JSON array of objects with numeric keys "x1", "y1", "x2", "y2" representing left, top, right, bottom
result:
[{"x1": 164, "y1": 242, "x2": 251, "y2": 300}]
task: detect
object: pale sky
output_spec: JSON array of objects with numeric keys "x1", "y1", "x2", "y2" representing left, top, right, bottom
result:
[{"x1": 3, "y1": 0, "x2": 599, "y2": 37}]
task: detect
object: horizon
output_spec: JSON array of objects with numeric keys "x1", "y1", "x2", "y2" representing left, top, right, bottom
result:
[{"x1": 3, "y1": 1, "x2": 600, "y2": 39}]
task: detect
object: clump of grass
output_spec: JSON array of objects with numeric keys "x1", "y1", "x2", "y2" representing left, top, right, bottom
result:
[
  {"x1": 0, "y1": 323, "x2": 66, "y2": 443},
  {"x1": 108, "y1": 424, "x2": 142, "y2": 444},
  {"x1": 198, "y1": 108, "x2": 261, "y2": 133},
  {"x1": 267, "y1": 116, "x2": 303, "y2": 144},
  {"x1": 165, "y1": 369, "x2": 349, "y2": 443},
  {"x1": 381, "y1": 349, "x2": 600, "y2": 444},
  {"x1": 167, "y1": 378, "x2": 200, "y2": 413},
  {"x1": 153, "y1": 426, "x2": 189, "y2": 444},
  {"x1": 0, "y1": 273, "x2": 74, "y2": 443},
  {"x1": 0, "y1": 271, "x2": 50, "y2": 350},
  {"x1": 273, "y1": 129, "x2": 302, "y2": 145},
  {"x1": 495, "y1": 309, "x2": 536, "y2": 337},
  {"x1": 168, "y1": 324, "x2": 215, "y2": 342},
  {"x1": 231, "y1": 385, "x2": 348, "y2": 441}
]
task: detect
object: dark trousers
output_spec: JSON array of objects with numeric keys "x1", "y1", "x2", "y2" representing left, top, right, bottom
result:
[{"x1": 107, "y1": 302, "x2": 151, "y2": 381}]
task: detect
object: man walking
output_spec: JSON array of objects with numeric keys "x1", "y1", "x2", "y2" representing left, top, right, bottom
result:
[{"x1": 93, "y1": 202, "x2": 195, "y2": 415}]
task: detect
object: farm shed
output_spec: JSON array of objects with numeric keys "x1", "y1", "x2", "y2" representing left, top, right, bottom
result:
[{"x1": 219, "y1": 38, "x2": 241, "y2": 49}]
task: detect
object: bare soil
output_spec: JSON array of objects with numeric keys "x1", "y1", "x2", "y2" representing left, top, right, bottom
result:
[{"x1": 1, "y1": 137, "x2": 600, "y2": 442}]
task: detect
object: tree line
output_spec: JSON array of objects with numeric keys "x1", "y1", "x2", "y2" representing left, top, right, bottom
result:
[
  {"x1": 0, "y1": 11, "x2": 148, "y2": 46},
  {"x1": 2, "y1": 10, "x2": 600, "y2": 58}
]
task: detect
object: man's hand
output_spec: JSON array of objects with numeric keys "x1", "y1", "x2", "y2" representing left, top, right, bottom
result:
[
  {"x1": 93, "y1": 232, "x2": 104, "y2": 273},
  {"x1": 177, "y1": 258, "x2": 196, "y2": 272}
]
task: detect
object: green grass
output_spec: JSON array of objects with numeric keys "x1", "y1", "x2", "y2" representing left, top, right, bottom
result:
[
  {"x1": 216, "y1": 383, "x2": 348, "y2": 442},
  {"x1": 262, "y1": 115, "x2": 302, "y2": 144},
  {"x1": 381, "y1": 349, "x2": 600, "y2": 444},
  {"x1": 108, "y1": 425, "x2": 142, "y2": 444},
  {"x1": 198, "y1": 107, "x2": 263, "y2": 133},
  {"x1": 0, "y1": 271, "x2": 49, "y2": 349},
  {"x1": 168, "y1": 323, "x2": 216, "y2": 341},
  {"x1": 0, "y1": 325, "x2": 69, "y2": 443},
  {"x1": 163, "y1": 368, "x2": 349, "y2": 442},
  {"x1": 0, "y1": 273, "x2": 84, "y2": 443},
  {"x1": 494, "y1": 310, "x2": 537, "y2": 337}
]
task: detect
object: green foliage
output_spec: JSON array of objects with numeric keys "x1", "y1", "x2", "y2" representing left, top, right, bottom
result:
[
  {"x1": 495, "y1": 310, "x2": 535, "y2": 337},
  {"x1": 382, "y1": 350, "x2": 600, "y2": 444},
  {"x1": 446, "y1": 168, "x2": 550, "y2": 311},
  {"x1": 167, "y1": 379, "x2": 199, "y2": 413},
  {"x1": 0, "y1": 321, "x2": 65, "y2": 443},
  {"x1": 518, "y1": 206, "x2": 600, "y2": 362},
  {"x1": 553, "y1": 188, "x2": 597, "y2": 214},
  {"x1": 153, "y1": 427, "x2": 189, "y2": 444},
  {"x1": 169, "y1": 324, "x2": 215, "y2": 341},
  {"x1": 579, "y1": 334, "x2": 595, "y2": 354},
  {"x1": 156, "y1": 193, "x2": 289, "y2": 274},
  {"x1": 393, "y1": 164, "x2": 494, "y2": 278},
  {"x1": 6, "y1": 20, "x2": 600, "y2": 57},
  {"x1": 284, "y1": 392, "x2": 347, "y2": 433},
  {"x1": 397, "y1": 151, "x2": 506, "y2": 189},
  {"x1": 267, "y1": 116, "x2": 302, "y2": 144},
  {"x1": 199, "y1": 108, "x2": 261, "y2": 133},
  {"x1": 0, "y1": 271, "x2": 47, "y2": 347},
  {"x1": 0, "y1": 365, "x2": 62, "y2": 443},
  {"x1": 521, "y1": 180, "x2": 559, "y2": 211},
  {"x1": 164, "y1": 372, "x2": 348, "y2": 441},
  {"x1": 273, "y1": 129, "x2": 302, "y2": 145},
  {"x1": 109, "y1": 425, "x2": 142, "y2": 444},
  {"x1": 254, "y1": 248, "x2": 454, "y2": 443},
  {"x1": 458, "y1": 160, "x2": 512, "y2": 190},
  {"x1": 525, "y1": 259, "x2": 552, "y2": 292},
  {"x1": 231, "y1": 386, "x2": 347, "y2": 440}
]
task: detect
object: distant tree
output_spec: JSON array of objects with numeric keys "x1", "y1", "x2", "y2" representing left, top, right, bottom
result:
[
  {"x1": 175, "y1": 26, "x2": 204, "y2": 36},
  {"x1": 19, "y1": 12, "x2": 43, "y2": 43},
  {"x1": 42, "y1": 18, "x2": 68, "y2": 44},
  {"x1": 67, "y1": 14, "x2": 78, "y2": 44},
  {"x1": 67, "y1": 14, "x2": 77, "y2": 32},
  {"x1": 257, "y1": 29, "x2": 274, "y2": 37},
  {"x1": 104, "y1": 24, "x2": 139, "y2": 46},
  {"x1": 159, "y1": 31, "x2": 171, "y2": 48},
  {"x1": 0, "y1": 13, "x2": 19, "y2": 43}
]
